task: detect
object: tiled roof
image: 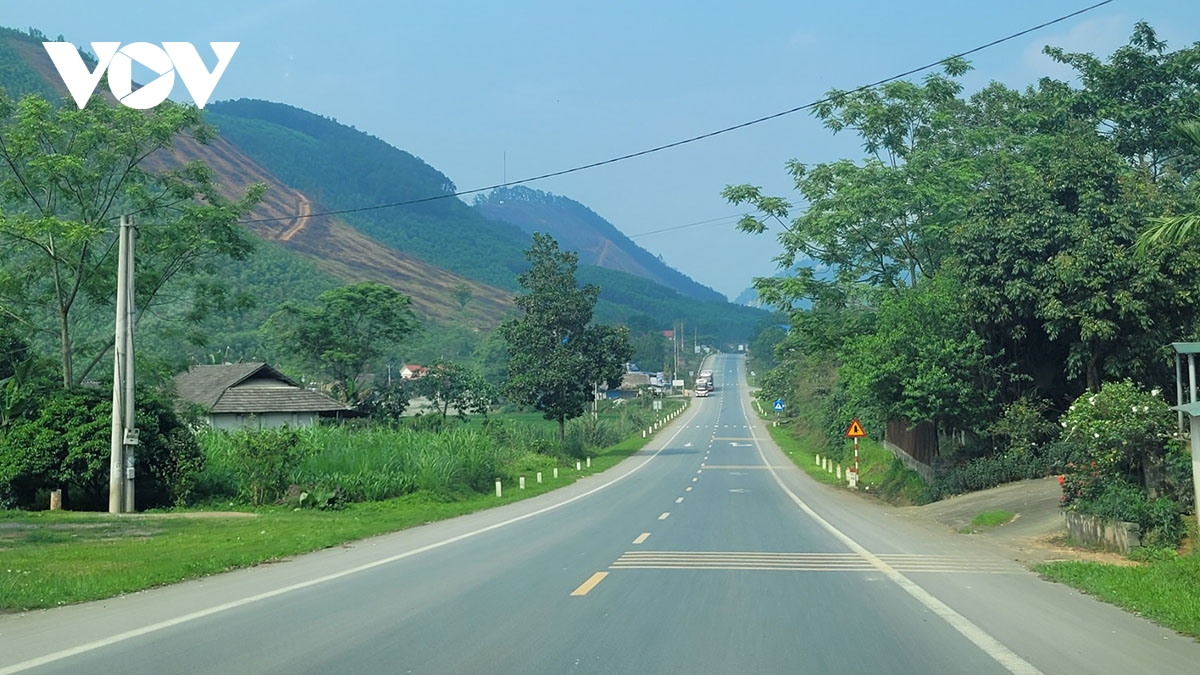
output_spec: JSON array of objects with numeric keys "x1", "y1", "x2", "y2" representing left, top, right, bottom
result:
[
  {"x1": 174, "y1": 363, "x2": 347, "y2": 414},
  {"x1": 211, "y1": 386, "x2": 348, "y2": 413}
]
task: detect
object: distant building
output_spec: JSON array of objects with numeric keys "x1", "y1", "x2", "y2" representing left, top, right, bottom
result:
[
  {"x1": 399, "y1": 364, "x2": 428, "y2": 380},
  {"x1": 174, "y1": 363, "x2": 350, "y2": 430},
  {"x1": 620, "y1": 371, "x2": 652, "y2": 391}
]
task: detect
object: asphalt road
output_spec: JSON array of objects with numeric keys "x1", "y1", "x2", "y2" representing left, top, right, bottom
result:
[{"x1": 3, "y1": 354, "x2": 1199, "y2": 674}]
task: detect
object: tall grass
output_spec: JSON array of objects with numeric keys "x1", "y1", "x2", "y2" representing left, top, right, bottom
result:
[{"x1": 194, "y1": 402, "x2": 668, "y2": 505}]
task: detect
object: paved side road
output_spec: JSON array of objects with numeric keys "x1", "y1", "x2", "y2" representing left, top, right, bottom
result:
[{"x1": 894, "y1": 477, "x2": 1082, "y2": 565}]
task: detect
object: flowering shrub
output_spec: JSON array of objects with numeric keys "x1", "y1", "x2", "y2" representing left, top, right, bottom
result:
[
  {"x1": 1058, "y1": 380, "x2": 1173, "y2": 487},
  {"x1": 1057, "y1": 380, "x2": 1186, "y2": 548}
]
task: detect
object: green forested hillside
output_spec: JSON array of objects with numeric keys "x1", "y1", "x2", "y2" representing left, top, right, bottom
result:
[
  {"x1": 205, "y1": 99, "x2": 531, "y2": 289},
  {"x1": 0, "y1": 28, "x2": 59, "y2": 100},
  {"x1": 475, "y1": 186, "x2": 726, "y2": 303},
  {"x1": 205, "y1": 98, "x2": 764, "y2": 340}
]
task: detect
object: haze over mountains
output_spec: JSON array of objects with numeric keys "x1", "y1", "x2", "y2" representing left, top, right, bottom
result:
[
  {"x1": 474, "y1": 186, "x2": 725, "y2": 303},
  {"x1": 0, "y1": 26, "x2": 765, "y2": 362}
]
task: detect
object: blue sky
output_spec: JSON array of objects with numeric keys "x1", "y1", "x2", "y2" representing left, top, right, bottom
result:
[{"x1": 8, "y1": 1, "x2": 1200, "y2": 299}]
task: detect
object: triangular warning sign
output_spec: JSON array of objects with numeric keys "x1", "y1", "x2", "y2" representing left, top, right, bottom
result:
[{"x1": 845, "y1": 418, "x2": 866, "y2": 438}]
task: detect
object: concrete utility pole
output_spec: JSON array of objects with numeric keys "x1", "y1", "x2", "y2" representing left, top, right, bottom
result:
[
  {"x1": 1170, "y1": 343, "x2": 1200, "y2": 535},
  {"x1": 109, "y1": 215, "x2": 137, "y2": 514}
]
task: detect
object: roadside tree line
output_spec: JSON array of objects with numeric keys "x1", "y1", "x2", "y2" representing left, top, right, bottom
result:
[{"x1": 735, "y1": 23, "x2": 1198, "y2": 546}]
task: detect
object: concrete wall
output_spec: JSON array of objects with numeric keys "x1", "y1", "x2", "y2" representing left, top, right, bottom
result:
[
  {"x1": 1064, "y1": 511, "x2": 1141, "y2": 553},
  {"x1": 210, "y1": 412, "x2": 319, "y2": 430},
  {"x1": 881, "y1": 440, "x2": 936, "y2": 484}
]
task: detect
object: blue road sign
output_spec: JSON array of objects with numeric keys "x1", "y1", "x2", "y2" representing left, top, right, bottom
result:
[{"x1": 773, "y1": 399, "x2": 785, "y2": 412}]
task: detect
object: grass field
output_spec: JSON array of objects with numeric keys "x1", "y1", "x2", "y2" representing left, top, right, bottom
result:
[
  {"x1": 1035, "y1": 520, "x2": 1200, "y2": 638},
  {"x1": 0, "y1": 400, "x2": 685, "y2": 611},
  {"x1": 1036, "y1": 550, "x2": 1200, "y2": 638}
]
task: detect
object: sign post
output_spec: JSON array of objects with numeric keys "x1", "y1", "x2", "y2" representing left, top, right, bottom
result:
[
  {"x1": 845, "y1": 418, "x2": 866, "y2": 487},
  {"x1": 773, "y1": 399, "x2": 784, "y2": 427}
]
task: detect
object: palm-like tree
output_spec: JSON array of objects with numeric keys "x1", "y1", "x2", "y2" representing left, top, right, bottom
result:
[{"x1": 1135, "y1": 121, "x2": 1200, "y2": 255}]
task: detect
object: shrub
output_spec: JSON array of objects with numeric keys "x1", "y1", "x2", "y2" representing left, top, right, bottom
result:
[
  {"x1": 0, "y1": 388, "x2": 200, "y2": 509},
  {"x1": 1067, "y1": 478, "x2": 1186, "y2": 550},
  {"x1": 358, "y1": 381, "x2": 410, "y2": 423},
  {"x1": 1164, "y1": 439, "x2": 1195, "y2": 515},
  {"x1": 927, "y1": 446, "x2": 1060, "y2": 500},
  {"x1": 133, "y1": 398, "x2": 206, "y2": 506},
  {"x1": 226, "y1": 427, "x2": 308, "y2": 505},
  {"x1": 1057, "y1": 380, "x2": 1174, "y2": 505},
  {"x1": 990, "y1": 397, "x2": 1059, "y2": 455}
]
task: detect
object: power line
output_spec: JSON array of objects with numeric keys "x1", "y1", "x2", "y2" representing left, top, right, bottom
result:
[
  {"x1": 627, "y1": 213, "x2": 746, "y2": 239},
  {"x1": 239, "y1": 0, "x2": 1115, "y2": 226},
  {"x1": 628, "y1": 203, "x2": 803, "y2": 239}
]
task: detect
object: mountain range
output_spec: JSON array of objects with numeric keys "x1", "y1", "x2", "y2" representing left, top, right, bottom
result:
[{"x1": 0, "y1": 26, "x2": 764, "y2": 364}]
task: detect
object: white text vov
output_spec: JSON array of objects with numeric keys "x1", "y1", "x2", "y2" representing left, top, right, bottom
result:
[{"x1": 42, "y1": 42, "x2": 239, "y2": 109}]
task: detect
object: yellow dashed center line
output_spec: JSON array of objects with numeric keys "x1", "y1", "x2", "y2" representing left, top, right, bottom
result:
[
  {"x1": 570, "y1": 571, "x2": 609, "y2": 596},
  {"x1": 685, "y1": 486, "x2": 692, "y2": 492},
  {"x1": 675, "y1": 497, "x2": 684, "y2": 503},
  {"x1": 633, "y1": 532, "x2": 651, "y2": 545},
  {"x1": 659, "y1": 512, "x2": 671, "y2": 520}
]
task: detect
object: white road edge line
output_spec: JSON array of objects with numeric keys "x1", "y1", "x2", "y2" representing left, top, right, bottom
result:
[
  {"x1": 0, "y1": 400, "x2": 705, "y2": 675},
  {"x1": 737, "y1": 364, "x2": 1043, "y2": 675}
]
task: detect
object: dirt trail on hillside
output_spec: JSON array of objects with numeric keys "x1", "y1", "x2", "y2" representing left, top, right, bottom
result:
[{"x1": 279, "y1": 195, "x2": 311, "y2": 241}]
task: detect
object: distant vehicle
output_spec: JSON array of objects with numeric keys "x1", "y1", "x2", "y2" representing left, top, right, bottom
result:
[
  {"x1": 699, "y1": 369, "x2": 714, "y2": 391},
  {"x1": 694, "y1": 377, "x2": 710, "y2": 397}
]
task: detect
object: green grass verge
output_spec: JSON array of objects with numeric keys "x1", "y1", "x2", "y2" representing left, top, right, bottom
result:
[
  {"x1": 972, "y1": 510, "x2": 1015, "y2": 528},
  {"x1": 1035, "y1": 552, "x2": 1200, "y2": 638},
  {"x1": 0, "y1": 400, "x2": 685, "y2": 612},
  {"x1": 959, "y1": 509, "x2": 1015, "y2": 533},
  {"x1": 761, "y1": 415, "x2": 928, "y2": 505}
]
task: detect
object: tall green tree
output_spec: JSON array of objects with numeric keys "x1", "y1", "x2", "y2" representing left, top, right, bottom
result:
[
  {"x1": 261, "y1": 281, "x2": 417, "y2": 401},
  {"x1": 1135, "y1": 120, "x2": 1200, "y2": 252},
  {"x1": 413, "y1": 360, "x2": 496, "y2": 422},
  {"x1": 0, "y1": 91, "x2": 265, "y2": 387},
  {"x1": 501, "y1": 233, "x2": 634, "y2": 442},
  {"x1": 839, "y1": 275, "x2": 1002, "y2": 435},
  {"x1": 728, "y1": 22, "x2": 1200, "y2": 455},
  {"x1": 725, "y1": 60, "x2": 975, "y2": 293}
]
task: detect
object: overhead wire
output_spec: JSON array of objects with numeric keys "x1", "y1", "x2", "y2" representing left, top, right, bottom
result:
[
  {"x1": 237, "y1": 0, "x2": 1115, "y2": 226},
  {"x1": 627, "y1": 202, "x2": 802, "y2": 239}
]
